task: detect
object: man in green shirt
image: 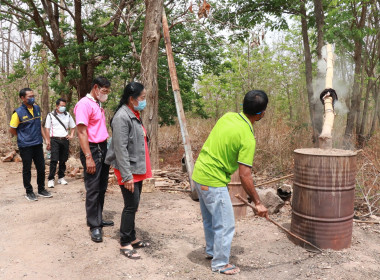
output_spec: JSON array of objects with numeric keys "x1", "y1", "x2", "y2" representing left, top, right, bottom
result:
[{"x1": 192, "y1": 90, "x2": 269, "y2": 275}]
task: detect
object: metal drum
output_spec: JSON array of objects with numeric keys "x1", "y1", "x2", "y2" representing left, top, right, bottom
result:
[
  {"x1": 290, "y1": 148, "x2": 357, "y2": 250},
  {"x1": 228, "y1": 170, "x2": 247, "y2": 220}
]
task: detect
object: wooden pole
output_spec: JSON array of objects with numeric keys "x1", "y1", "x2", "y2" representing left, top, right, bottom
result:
[
  {"x1": 235, "y1": 194, "x2": 323, "y2": 253},
  {"x1": 319, "y1": 44, "x2": 335, "y2": 149},
  {"x1": 162, "y1": 10, "x2": 198, "y2": 200},
  {"x1": 255, "y1": 174, "x2": 293, "y2": 188},
  {"x1": 353, "y1": 219, "x2": 380, "y2": 224}
]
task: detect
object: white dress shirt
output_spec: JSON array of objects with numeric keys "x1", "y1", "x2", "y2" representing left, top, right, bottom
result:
[{"x1": 45, "y1": 110, "x2": 76, "y2": 137}]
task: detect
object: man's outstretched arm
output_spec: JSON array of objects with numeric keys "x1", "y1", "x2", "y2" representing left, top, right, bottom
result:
[{"x1": 239, "y1": 163, "x2": 268, "y2": 218}]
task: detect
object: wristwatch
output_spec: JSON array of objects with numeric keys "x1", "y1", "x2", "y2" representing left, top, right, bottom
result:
[{"x1": 85, "y1": 153, "x2": 91, "y2": 158}]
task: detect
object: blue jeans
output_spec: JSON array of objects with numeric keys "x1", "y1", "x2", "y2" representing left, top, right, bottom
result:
[{"x1": 194, "y1": 181, "x2": 235, "y2": 271}]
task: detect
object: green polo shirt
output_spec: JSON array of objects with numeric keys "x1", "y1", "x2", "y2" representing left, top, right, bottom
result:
[{"x1": 192, "y1": 112, "x2": 256, "y2": 187}]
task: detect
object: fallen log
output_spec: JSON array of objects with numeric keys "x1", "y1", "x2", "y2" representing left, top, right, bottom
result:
[{"x1": 353, "y1": 219, "x2": 380, "y2": 224}]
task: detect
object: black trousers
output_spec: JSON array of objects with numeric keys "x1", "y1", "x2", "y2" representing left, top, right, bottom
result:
[
  {"x1": 48, "y1": 137, "x2": 69, "y2": 180},
  {"x1": 19, "y1": 144, "x2": 46, "y2": 194},
  {"x1": 119, "y1": 181, "x2": 143, "y2": 246},
  {"x1": 80, "y1": 141, "x2": 110, "y2": 230}
]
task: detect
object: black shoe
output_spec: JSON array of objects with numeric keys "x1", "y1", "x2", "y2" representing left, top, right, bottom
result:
[
  {"x1": 102, "y1": 220, "x2": 114, "y2": 227},
  {"x1": 91, "y1": 228, "x2": 103, "y2": 243},
  {"x1": 25, "y1": 192, "x2": 38, "y2": 201},
  {"x1": 38, "y1": 189, "x2": 53, "y2": 198}
]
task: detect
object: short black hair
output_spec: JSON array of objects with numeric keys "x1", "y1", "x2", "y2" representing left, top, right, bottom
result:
[
  {"x1": 92, "y1": 76, "x2": 111, "y2": 89},
  {"x1": 110, "y1": 82, "x2": 145, "y2": 126},
  {"x1": 243, "y1": 90, "x2": 268, "y2": 116},
  {"x1": 56, "y1": 98, "x2": 67, "y2": 106},
  {"x1": 19, "y1": 88, "x2": 33, "y2": 98}
]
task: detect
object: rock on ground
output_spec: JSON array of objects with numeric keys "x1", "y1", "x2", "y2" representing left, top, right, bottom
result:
[{"x1": 256, "y1": 187, "x2": 285, "y2": 214}]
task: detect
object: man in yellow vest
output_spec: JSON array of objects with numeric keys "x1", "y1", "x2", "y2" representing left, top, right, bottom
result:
[{"x1": 9, "y1": 88, "x2": 52, "y2": 201}]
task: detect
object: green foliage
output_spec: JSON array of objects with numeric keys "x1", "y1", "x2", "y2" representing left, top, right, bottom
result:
[
  {"x1": 324, "y1": 0, "x2": 373, "y2": 53},
  {"x1": 197, "y1": 27, "x2": 308, "y2": 123},
  {"x1": 212, "y1": 0, "x2": 300, "y2": 40},
  {"x1": 154, "y1": 9, "x2": 225, "y2": 124},
  {"x1": 6, "y1": 61, "x2": 26, "y2": 83}
]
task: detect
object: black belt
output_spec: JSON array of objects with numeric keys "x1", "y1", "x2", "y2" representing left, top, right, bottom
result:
[
  {"x1": 51, "y1": 137, "x2": 68, "y2": 140},
  {"x1": 88, "y1": 141, "x2": 107, "y2": 158},
  {"x1": 89, "y1": 140, "x2": 107, "y2": 147}
]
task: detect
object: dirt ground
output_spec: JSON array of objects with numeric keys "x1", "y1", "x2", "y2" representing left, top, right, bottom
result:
[{"x1": 0, "y1": 160, "x2": 380, "y2": 280}]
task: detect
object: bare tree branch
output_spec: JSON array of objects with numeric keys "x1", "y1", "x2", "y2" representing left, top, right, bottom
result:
[
  {"x1": 0, "y1": 35, "x2": 25, "y2": 52},
  {"x1": 0, "y1": 9, "x2": 29, "y2": 22},
  {"x1": 0, "y1": 0, "x2": 33, "y2": 18},
  {"x1": 120, "y1": 2, "x2": 143, "y2": 61}
]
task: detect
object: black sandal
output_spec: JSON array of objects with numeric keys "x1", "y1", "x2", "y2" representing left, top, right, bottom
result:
[
  {"x1": 120, "y1": 248, "x2": 141, "y2": 259},
  {"x1": 132, "y1": 240, "x2": 150, "y2": 248}
]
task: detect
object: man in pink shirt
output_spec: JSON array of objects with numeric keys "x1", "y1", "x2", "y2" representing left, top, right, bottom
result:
[{"x1": 74, "y1": 76, "x2": 113, "y2": 243}]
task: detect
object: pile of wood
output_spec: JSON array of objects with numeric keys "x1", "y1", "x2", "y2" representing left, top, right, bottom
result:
[
  {"x1": 0, "y1": 143, "x2": 192, "y2": 192},
  {"x1": 107, "y1": 168, "x2": 191, "y2": 192},
  {"x1": 153, "y1": 168, "x2": 191, "y2": 192},
  {"x1": 65, "y1": 157, "x2": 84, "y2": 179},
  {"x1": 1, "y1": 150, "x2": 22, "y2": 162},
  {"x1": 0, "y1": 132, "x2": 18, "y2": 162}
]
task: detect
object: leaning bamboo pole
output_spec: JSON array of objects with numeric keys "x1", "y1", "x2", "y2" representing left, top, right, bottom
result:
[
  {"x1": 162, "y1": 10, "x2": 198, "y2": 200},
  {"x1": 319, "y1": 44, "x2": 335, "y2": 149}
]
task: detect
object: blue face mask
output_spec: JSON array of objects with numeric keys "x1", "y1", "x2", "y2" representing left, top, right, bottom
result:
[
  {"x1": 27, "y1": 97, "x2": 35, "y2": 105},
  {"x1": 134, "y1": 99, "x2": 146, "y2": 111},
  {"x1": 58, "y1": 106, "x2": 66, "y2": 113}
]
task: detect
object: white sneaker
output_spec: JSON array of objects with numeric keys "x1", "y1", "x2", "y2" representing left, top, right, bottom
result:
[
  {"x1": 57, "y1": 178, "x2": 68, "y2": 185},
  {"x1": 48, "y1": 179, "x2": 55, "y2": 188}
]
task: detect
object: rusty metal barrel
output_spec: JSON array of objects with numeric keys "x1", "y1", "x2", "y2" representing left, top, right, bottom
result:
[
  {"x1": 290, "y1": 148, "x2": 357, "y2": 250},
  {"x1": 228, "y1": 170, "x2": 247, "y2": 220}
]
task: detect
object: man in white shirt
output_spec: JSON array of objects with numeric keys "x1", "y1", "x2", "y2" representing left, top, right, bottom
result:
[{"x1": 45, "y1": 98, "x2": 76, "y2": 188}]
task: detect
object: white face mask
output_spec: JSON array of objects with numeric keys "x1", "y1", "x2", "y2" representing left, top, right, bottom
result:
[{"x1": 97, "y1": 92, "x2": 108, "y2": 103}]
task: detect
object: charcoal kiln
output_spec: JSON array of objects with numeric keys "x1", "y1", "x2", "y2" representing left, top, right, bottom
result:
[
  {"x1": 228, "y1": 170, "x2": 247, "y2": 220},
  {"x1": 290, "y1": 44, "x2": 357, "y2": 250}
]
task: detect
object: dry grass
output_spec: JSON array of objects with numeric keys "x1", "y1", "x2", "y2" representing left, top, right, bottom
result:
[
  {"x1": 159, "y1": 116, "x2": 379, "y2": 217},
  {"x1": 1, "y1": 104, "x2": 378, "y2": 215},
  {"x1": 253, "y1": 116, "x2": 311, "y2": 176},
  {"x1": 159, "y1": 116, "x2": 215, "y2": 152},
  {"x1": 158, "y1": 113, "x2": 312, "y2": 175},
  {"x1": 355, "y1": 132, "x2": 380, "y2": 217}
]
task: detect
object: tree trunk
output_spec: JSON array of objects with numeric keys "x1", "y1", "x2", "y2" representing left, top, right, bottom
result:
[
  {"x1": 59, "y1": 0, "x2": 71, "y2": 103},
  {"x1": 5, "y1": 22, "x2": 12, "y2": 75},
  {"x1": 355, "y1": 65, "x2": 366, "y2": 135},
  {"x1": 357, "y1": 78, "x2": 372, "y2": 147},
  {"x1": 286, "y1": 84, "x2": 293, "y2": 120},
  {"x1": 1, "y1": 21, "x2": 13, "y2": 124},
  {"x1": 368, "y1": 82, "x2": 379, "y2": 139},
  {"x1": 300, "y1": 1, "x2": 318, "y2": 145},
  {"x1": 74, "y1": 0, "x2": 92, "y2": 99},
  {"x1": 344, "y1": 45, "x2": 363, "y2": 148},
  {"x1": 41, "y1": 46, "x2": 50, "y2": 124},
  {"x1": 313, "y1": 0, "x2": 324, "y2": 61},
  {"x1": 140, "y1": 0, "x2": 164, "y2": 170},
  {"x1": 312, "y1": 0, "x2": 325, "y2": 140},
  {"x1": 344, "y1": 4, "x2": 368, "y2": 148}
]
